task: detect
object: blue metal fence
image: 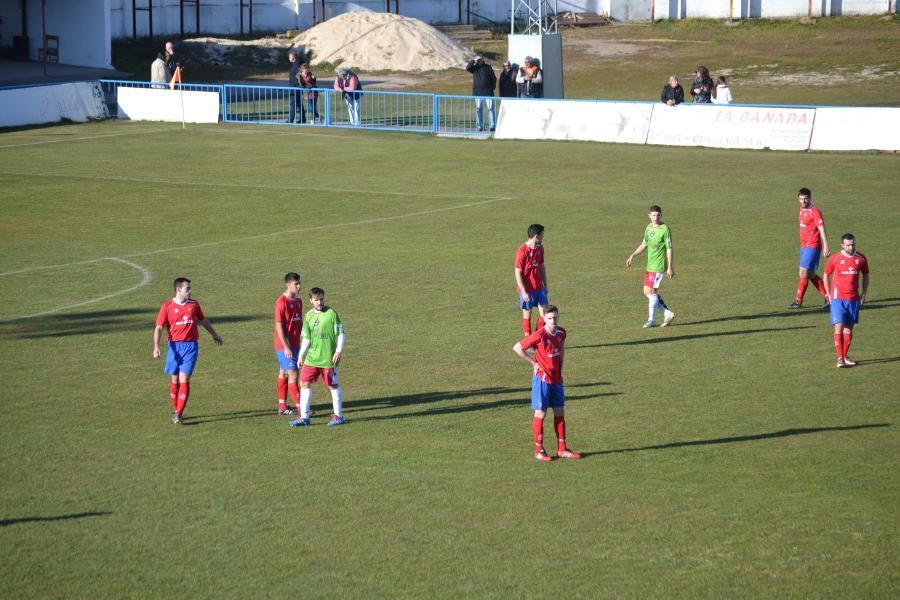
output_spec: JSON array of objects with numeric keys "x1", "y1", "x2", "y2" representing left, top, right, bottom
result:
[{"x1": 94, "y1": 80, "x2": 498, "y2": 137}]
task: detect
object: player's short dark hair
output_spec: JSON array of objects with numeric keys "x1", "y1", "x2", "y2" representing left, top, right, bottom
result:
[
  {"x1": 544, "y1": 304, "x2": 559, "y2": 316},
  {"x1": 309, "y1": 287, "x2": 325, "y2": 298},
  {"x1": 649, "y1": 205, "x2": 662, "y2": 213},
  {"x1": 841, "y1": 233, "x2": 855, "y2": 242},
  {"x1": 173, "y1": 277, "x2": 191, "y2": 291},
  {"x1": 284, "y1": 272, "x2": 301, "y2": 283},
  {"x1": 527, "y1": 224, "x2": 544, "y2": 238},
  {"x1": 798, "y1": 187, "x2": 812, "y2": 198}
]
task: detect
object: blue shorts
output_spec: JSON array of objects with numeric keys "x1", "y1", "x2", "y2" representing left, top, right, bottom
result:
[
  {"x1": 276, "y1": 348, "x2": 300, "y2": 371},
  {"x1": 164, "y1": 341, "x2": 198, "y2": 375},
  {"x1": 830, "y1": 299, "x2": 860, "y2": 326},
  {"x1": 531, "y1": 376, "x2": 565, "y2": 411},
  {"x1": 519, "y1": 288, "x2": 548, "y2": 310},
  {"x1": 799, "y1": 247, "x2": 821, "y2": 271}
]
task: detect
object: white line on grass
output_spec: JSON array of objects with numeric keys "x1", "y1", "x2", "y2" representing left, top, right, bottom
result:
[
  {"x1": 0, "y1": 197, "x2": 508, "y2": 278},
  {"x1": 0, "y1": 127, "x2": 180, "y2": 149},
  {"x1": 0, "y1": 170, "x2": 509, "y2": 201},
  {"x1": 0, "y1": 257, "x2": 152, "y2": 322}
]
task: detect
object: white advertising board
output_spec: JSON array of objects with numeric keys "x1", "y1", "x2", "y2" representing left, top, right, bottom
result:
[
  {"x1": 647, "y1": 104, "x2": 816, "y2": 151},
  {"x1": 116, "y1": 87, "x2": 220, "y2": 124},
  {"x1": 809, "y1": 107, "x2": 900, "y2": 152},
  {"x1": 0, "y1": 82, "x2": 109, "y2": 128},
  {"x1": 495, "y1": 99, "x2": 654, "y2": 144}
]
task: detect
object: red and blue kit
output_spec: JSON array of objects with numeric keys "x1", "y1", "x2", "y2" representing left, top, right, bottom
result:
[
  {"x1": 799, "y1": 205, "x2": 825, "y2": 248},
  {"x1": 515, "y1": 243, "x2": 545, "y2": 293},
  {"x1": 274, "y1": 295, "x2": 303, "y2": 350},
  {"x1": 825, "y1": 252, "x2": 869, "y2": 301},
  {"x1": 156, "y1": 299, "x2": 205, "y2": 341},
  {"x1": 520, "y1": 326, "x2": 566, "y2": 384}
]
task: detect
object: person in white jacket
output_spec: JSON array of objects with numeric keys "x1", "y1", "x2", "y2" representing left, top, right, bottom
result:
[
  {"x1": 712, "y1": 75, "x2": 733, "y2": 104},
  {"x1": 150, "y1": 52, "x2": 170, "y2": 89}
]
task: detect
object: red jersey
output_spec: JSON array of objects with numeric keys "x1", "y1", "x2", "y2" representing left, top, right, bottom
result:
[
  {"x1": 824, "y1": 252, "x2": 869, "y2": 301},
  {"x1": 799, "y1": 205, "x2": 825, "y2": 248},
  {"x1": 274, "y1": 294, "x2": 303, "y2": 350},
  {"x1": 156, "y1": 299, "x2": 205, "y2": 342},
  {"x1": 515, "y1": 243, "x2": 545, "y2": 293},
  {"x1": 520, "y1": 325, "x2": 566, "y2": 384}
]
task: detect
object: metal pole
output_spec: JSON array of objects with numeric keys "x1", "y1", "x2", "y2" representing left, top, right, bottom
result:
[
  {"x1": 196, "y1": 0, "x2": 200, "y2": 34},
  {"x1": 149, "y1": 0, "x2": 154, "y2": 43},
  {"x1": 42, "y1": 0, "x2": 46, "y2": 76},
  {"x1": 729, "y1": 0, "x2": 733, "y2": 24},
  {"x1": 808, "y1": 0, "x2": 812, "y2": 18},
  {"x1": 132, "y1": 0, "x2": 137, "y2": 40},
  {"x1": 651, "y1": 0, "x2": 655, "y2": 22}
]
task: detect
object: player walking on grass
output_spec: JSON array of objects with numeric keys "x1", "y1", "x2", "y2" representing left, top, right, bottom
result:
[
  {"x1": 274, "y1": 272, "x2": 303, "y2": 415},
  {"x1": 626, "y1": 205, "x2": 675, "y2": 328},
  {"x1": 790, "y1": 187, "x2": 831, "y2": 309},
  {"x1": 152, "y1": 278, "x2": 223, "y2": 424},
  {"x1": 515, "y1": 224, "x2": 549, "y2": 335},
  {"x1": 513, "y1": 305, "x2": 581, "y2": 462},
  {"x1": 289, "y1": 287, "x2": 346, "y2": 427},
  {"x1": 823, "y1": 234, "x2": 869, "y2": 368}
]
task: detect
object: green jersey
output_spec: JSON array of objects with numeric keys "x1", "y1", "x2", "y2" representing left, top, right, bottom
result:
[
  {"x1": 642, "y1": 223, "x2": 672, "y2": 273},
  {"x1": 301, "y1": 307, "x2": 343, "y2": 368}
]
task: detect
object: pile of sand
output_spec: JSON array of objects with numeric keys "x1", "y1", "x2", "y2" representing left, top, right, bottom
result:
[{"x1": 292, "y1": 12, "x2": 472, "y2": 72}]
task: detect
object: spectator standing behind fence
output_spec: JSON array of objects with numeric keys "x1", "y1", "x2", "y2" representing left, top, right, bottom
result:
[
  {"x1": 517, "y1": 57, "x2": 543, "y2": 99},
  {"x1": 164, "y1": 41, "x2": 185, "y2": 76},
  {"x1": 334, "y1": 67, "x2": 362, "y2": 126},
  {"x1": 466, "y1": 55, "x2": 496, "y2": 131},
  {"x1": 299, "y1": 64, "x2": 319, "y2": 124},
  {"x1": 498, "y1": 60, "x2": 518, "y2": 98},
  {"x1": 691, "y1": 66, "x2": 713, "y2": 103},
  {"x1": 287, "y1": 51, "x2": 305, "y2": 124},
  {"x1": 150, "y1": 52, "x2": 170, "y2": 89},
  {"x1": 661, "y1": 75, "x2": 684, "y2": 106},
  {"x1": 712, "y1": 76, "x2": 733, "y2": 104}
]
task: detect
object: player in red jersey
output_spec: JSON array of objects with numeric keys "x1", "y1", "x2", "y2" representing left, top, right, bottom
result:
[
  {"x1": 152, "y1": 277, "x2": 223, "y2": 423},
  {"x1": 515, "y1": 224, "x2": 549, "y2": 335},
  {"x1": 823, "y1": 234, "x2": 869, "y2": 368},
  {"x1": 513, "y1": 305, "x2": 581, "y2": 462},
  {"x1": 789, "y1": 188, "x2": 831, "y2": 309},
  {"x1": 274, "y1": 272, "x2": 303, "y2": 415}
]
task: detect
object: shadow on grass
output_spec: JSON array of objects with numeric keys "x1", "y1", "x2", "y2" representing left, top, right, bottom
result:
[
  {"x1": 568, "y1": 326, "x2": 814, "y2": 350},
  {"x1": 857, "y1": 356, "x2": 900, "y2": 366},
  {"x1": 0, "y1": 308, "x2": 265, "y2": 339},
  {"x1": 181, "y1": 409, "x2": 274, "y2": 426},
  {"x1": 346, "y1": 382, "x2": 620, "y2": 423},
  {"x1": 585, "y1": 423, "x2": 890, "y2": 457},
  {"x1": 678, "y1": 297, "x2": 900, "y2": 327},
  {"x1": 0, "y1": 511, "x2": 111, "y2": 527}
]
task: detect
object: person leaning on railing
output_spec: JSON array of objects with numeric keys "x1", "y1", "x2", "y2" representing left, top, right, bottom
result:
[{"x1": 334, "y1": 67, "x2": 362, "y2": 126}]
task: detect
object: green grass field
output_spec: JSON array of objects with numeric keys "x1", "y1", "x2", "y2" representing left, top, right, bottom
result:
[{"x1": 1, "y1": 120, "x2": 898, "y2": 597}]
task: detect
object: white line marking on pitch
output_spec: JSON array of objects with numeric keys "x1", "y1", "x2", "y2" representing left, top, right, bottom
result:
[
  {"x1": 0, "y1": 127, "x2": 179, "y2": 149},
  {"x1": 0, "y1": 170, "x2": 508, "y2": 202},
  {"x1": 0, "y1": 257, "x2": 152, "y2": 322},
  {"x1": 0, "y1": 198, "x2": 507, "y2": 278}
]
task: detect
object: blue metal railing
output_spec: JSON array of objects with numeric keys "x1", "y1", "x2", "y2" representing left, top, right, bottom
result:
[{"x1": 68, "y1": 80, "x2": 509, "y2": 137}]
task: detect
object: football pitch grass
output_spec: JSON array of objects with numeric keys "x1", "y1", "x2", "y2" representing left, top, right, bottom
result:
[{"x1": 1, "y1": 121, "x2": 898, "y2": 597}]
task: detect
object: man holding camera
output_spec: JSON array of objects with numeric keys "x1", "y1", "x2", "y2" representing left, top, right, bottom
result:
[{"x1": 466, "y1": 55, "x2": 496, "y2": 132}]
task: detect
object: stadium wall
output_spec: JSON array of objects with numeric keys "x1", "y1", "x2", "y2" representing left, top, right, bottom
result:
[
  {"x1": 7, "y1": 0, "x2": 113, "y2": 68},
  {"x1": 108, "y1": 0, "x2": 897, "y2": 38}
]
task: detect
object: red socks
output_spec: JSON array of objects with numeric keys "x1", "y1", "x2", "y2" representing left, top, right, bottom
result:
[
  {"x1": 833, "y1": 333, "x2": 844, "y2": 358},
  {"x1": 522, "y1": 317, "x2": 531, "y2": 335},
  {"x1": 288, "y1": 382, "x2": 300, "y2": 407},
  {"x1": 169, "y1": 382, "x2": 179, "y2": 410},
  {"x1": 277, "y1": 378, "x2": 288, "y2": 408},
  {"x1": 554, "y1": 416, "x2": 567, "y2": 451},
  {"x1": 175, "y1": 382, "x2": 190, "y2": 415},
  {"x1": 809, "y1": 274, "x2": 827, "y2": 298},
  {"x1": 843, "y1": 330, "x2": 852, "y2": 357},
  {"x1": 796, "y1": 277, "x2": 809, "y2": 303},
  {"x1": 532, "y1": 417, "x2": 544, "y2": 450}
]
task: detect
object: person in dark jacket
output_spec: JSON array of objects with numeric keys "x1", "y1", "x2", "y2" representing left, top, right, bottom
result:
[
  {"x1": 498, "y1": 60, "x2": 518, "y2": 98},
  {"x1": 661, "y1": 75, "x2": 684, "y2": 106},
  {"x1": 691, "y1": 65, "x2": 713, "y2": 103},
  {"x1": 164, "y1": 41, "x2": 185, "y2": 76},
  {"x1": 466, "y1": 55, "x2": 496, "y2": 131},
  {"x1": 287, "y1": 50, "x2": 305, "y2": 124}
]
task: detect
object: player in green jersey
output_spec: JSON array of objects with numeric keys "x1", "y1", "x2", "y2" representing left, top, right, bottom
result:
[
  {"x1": 626, "y1": 205, "x2": 676, "y2": 328},
  {"x1": 289, "y1": 287, "x2": 346, "y2": 427}
]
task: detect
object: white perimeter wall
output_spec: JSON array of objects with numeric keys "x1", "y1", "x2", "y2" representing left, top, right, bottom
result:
[
  {"x1": 10, "y1": 0, "x2": 112, "y2": 68},
  {"x1": 107, "y1": 0, "x2": 898, "y2": 38}
]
